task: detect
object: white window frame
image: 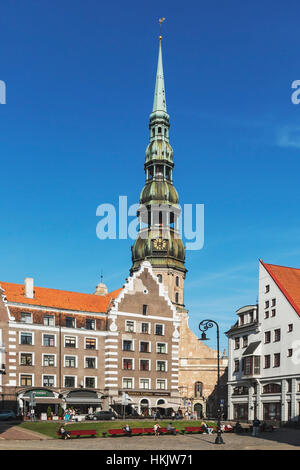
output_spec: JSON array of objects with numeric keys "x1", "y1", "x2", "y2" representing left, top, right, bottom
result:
[
  {"x1": 85, "y1": 337, "x2": 97, "y2": 350},
  {"x1": 156, "y1": 378, "x2": 167, "y2": 390},
  {"x1": 43, "y1": 314, "x2": 55, "y2": 326},
  {"x1": 156, "y1": 359, "x2": 167, "y2": 372},
  {"x1": 122, "y1": 357, "x2": 135, "y2": 370},
  {"x1": 19, "y1": 331, "x2": 34, "y2": 346},
  {"x1": 65, "y1": 316, "x2": 76, "y2": 329},
  {"x1": 84, "y1": 356, "x2": 97, "y2": 369},
  {"x1": 125, "y1": 320, "x2": 136, "y2": 333},
  {"x1": 84, "y1": 376, "x2": 97, "y2": 389},
  {"x1": 19, "y1": 373, "x2": 34, "y2": 387},
  {"x1": 139, "y1": 340, "x2": 151, "y2": 353},
  {"x1": 64, "y1": 335, "x2": 77, "y2": 349},
  {"x1": 123, "y1": 339, "x2": 134, "y2": 352},
  {"x1": 139, "y1": 378, "x2": 151, "y2": 390},
  {"x1": 42, "y1": 353, "x2": 56, "y2": 367},
  {"x1": 156, "y1": 342, "x2": 168, "y2": 354},
  {"x1": 19, "y1": 351, "x2": 34, "y2": 366},
  {"x1": 85, "y1": 318, "x2": 96, "y2": 331},
  {"x1": 64, "y1": 375, "x2": 77, "y2": 388},
  {"x1": 64, "y1": 355, "x2": 78, "y2": 368},
  {"x1": 43, "y1": 333, "x2": 56, "y2": 347},
  {"x1": 122, "y1": 377, "x2": 134, "y2": 389},
  {"x1": 140, "y1": 321, "x2": 151, "y2": 334},
  {"x1": 154, "y1": 323, "x2": 165, "y2": 336},
  {"x1": 140, "y1": 358, "x2": 151, "y2": 371},
  {"x1": 42, "y1": 374, "x2": 56, "y2": 388},
  {"x1": 20, "y1": 312, "x2": 33, "y2": 324}
]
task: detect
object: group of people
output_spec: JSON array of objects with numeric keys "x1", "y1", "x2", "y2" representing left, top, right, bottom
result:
[{"x1": 122, "y1": 422, "x2": 177, "y2": 437}]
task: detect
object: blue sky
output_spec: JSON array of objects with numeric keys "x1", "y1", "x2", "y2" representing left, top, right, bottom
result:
[{"x1": 1, "y1": 0, "x2": 300, "y2": 352}]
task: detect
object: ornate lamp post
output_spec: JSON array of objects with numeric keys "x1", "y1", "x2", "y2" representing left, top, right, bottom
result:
[{"x1": 198, "y1": 319, "x2": 224, "y2": 445}]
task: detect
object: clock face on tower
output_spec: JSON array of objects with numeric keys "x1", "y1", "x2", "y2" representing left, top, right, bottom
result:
[{"x1": 153, "y1": 238, "x2": 167, "y2": 251}]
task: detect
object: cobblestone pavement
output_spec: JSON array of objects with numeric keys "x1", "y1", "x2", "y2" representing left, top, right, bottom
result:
[{"x1": 0, "y1": 427, "x2": 299, "y2": 450}]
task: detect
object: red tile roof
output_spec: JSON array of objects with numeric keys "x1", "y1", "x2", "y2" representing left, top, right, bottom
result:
[
  {"x1": 260, "y1": 260, "x2": 300, "y2": 317},
  {"x1": 0, "y1": 281, "x2": 122, "y2": 313}
]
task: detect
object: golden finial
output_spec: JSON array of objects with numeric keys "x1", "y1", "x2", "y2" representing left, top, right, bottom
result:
[{"x1": 158, "y1": 17, "x2": 165, "y2": 39}]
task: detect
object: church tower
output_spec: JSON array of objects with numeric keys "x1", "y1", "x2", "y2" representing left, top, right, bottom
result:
[{"x1": 131, "y1": 35, "x2": 187, "y2": 309}]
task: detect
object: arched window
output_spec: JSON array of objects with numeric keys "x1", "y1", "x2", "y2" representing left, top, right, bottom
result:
[
  {"x1": 194, "y1": 381, "x2": 203, "y2": 398},
  {"x1": 175, "y1": 276, "x2": 179, "y2": 287},
  {"x1": 157, "y1": 274, "x2": 162, "y2": 283}
]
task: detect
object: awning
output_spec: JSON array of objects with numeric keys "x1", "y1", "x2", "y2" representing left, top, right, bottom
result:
[
  {"x1": 65, "y1": 398, "x2": 103, "y2": 404},
  {"x1": 22, "y1": 397, "x2": 63, "y2": 404},
  {"x1": 156, "y1": 403, "x2": 179, "y2": 409},
  {"x1": 242, "y1": 341, "x2": 261, "y2": 356}
]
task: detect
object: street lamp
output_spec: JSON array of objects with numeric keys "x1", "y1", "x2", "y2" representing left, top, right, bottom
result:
[{"x1": 198, "y1": 319, "x2": 224, "y2": 445}]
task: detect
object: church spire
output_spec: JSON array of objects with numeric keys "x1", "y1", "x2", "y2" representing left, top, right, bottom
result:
[{"x1": 152, "y1": 37, "x2": 167, "y2": 114}]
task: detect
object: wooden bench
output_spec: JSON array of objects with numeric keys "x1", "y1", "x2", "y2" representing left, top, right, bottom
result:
[
  {"x1": 183, "y1": 426, "x2": 204, "y2": 434},
  {"x1": 57, "y1": 429, "x2": 97, "y2": 439},
  {"x1": 108, "y1": 429, "x2": 125, "y2": 437},
  {"x1": 143, "y1": 427, "x2": 155, "y2": 435}
]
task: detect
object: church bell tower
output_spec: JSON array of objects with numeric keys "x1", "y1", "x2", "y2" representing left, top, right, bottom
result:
[{"x1": 131, "y1": 35, "x2": 187, "y2": 309}]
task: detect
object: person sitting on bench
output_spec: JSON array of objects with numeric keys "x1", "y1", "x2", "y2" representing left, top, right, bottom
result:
[
  {"x1": 123, "y1": 424, "x2": 132, "y2": 436},
  {"x1": 201, "y1": 421, "x2": 213, "y2": 434},
  {"x1": 167, "y1": 423, "x2": 177, "y2": 435},
  {"x1": 154, "y1": 423, "x2": 161, "y2": 436},
  {"x1": 59, "y1": 425, "x2": 70, "y2": 439}
]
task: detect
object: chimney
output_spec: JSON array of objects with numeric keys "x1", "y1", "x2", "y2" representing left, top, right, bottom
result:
[{"x1": 24, "y1": 278, "x2": 34, "y2": 299}]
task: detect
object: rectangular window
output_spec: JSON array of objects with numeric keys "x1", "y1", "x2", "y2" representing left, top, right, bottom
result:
[
  {"x1": 65, "y1": 356, "x2": 76, "y2": 368},
  {"x1": 85, "y1": 338, "x2": 96, "y2": 350},
  {"x1": 157, "y1": 361, "x2": 166, "y2": 372},
  {"x1": 123, "y1": 378, "x2": 133, "y2": 389},
  {"x1": 123, "y1": 359, "x2": 133, "y2": 370},
  {"x1": 142, "y1": 304, "x2": 147, "y2": 316},
  {"x1": 43, "y1": 334, "x2": 55, "y2": 347},
  {"x1": 140, "y1": 379, "x2": 150, "y2": 390},
  {"x1": 140, "y1": 342, "x2": 149, "y2": 353},
  {"x1": 21, "y1": 312, "x2": 32, "y2": 324},
  {"x1": 265, "y1": 311, "x2": 269, "y2": 319},
  {"x1": 123, "y1": 340, "x2": 133, "y2": 351},
  {"x1": 155, "y1": 324, "x2": 164, "y2": 336},
  {"x1": 65, "y1": 317, "x2": 75, "y2": 328},
  {"x1": 264, "y1": 355, "x2": 271, "y2": 369},
  {"x1": 288, "y1": 349, "x2": 293, "y2": 357},
  {"x1": 20, "y1": 353, "x2": 32, "y2": 366},
  {"x1": 272, "y1": 298, "x2": 276, "y2": 307},
  {"x1": 244, "y1": 356, "x2": 252, "y2": 375},
  {"x1": 265, "y1": 285, "x2": 270, "y2": 293},
  {"x1": 234, "y1": 337, "x2": 240, "y2": 350},
  {"x1": 43, "y1": 375, "x2": 55, "y2": 387},
  {"x1": 157, "y1": 343, "x2": 167, "y2": 354},
  {"x1": 156, "y1": 379, "x2": 166, "y2": 390},
  {"x1": 85, "y1": 377, "x2": 96, "y2": 388},
  {"x1": 65, "y1": 336, "x2": 76, "y2": 348},
  {"x1": 271, "y1": 309, "x2": 276, "y2": 317},
  {"x1": 20, "y1": 374, "x2": 32, "y2": 386},
  {"x1": 141, "y1": 322, "x2": 149, "y2": 334},
  {"x1": 274, "y1": 353, "x2": 280, "y2": 367},
  {"x1": 43, "y1": 355, "x2": 55, "y2": 367},
  {"x1": 234, "y1": 360, "x2": 239, "y2": 372},
  {"x1": 64, "y1": 376, "x2": 75, "y2": 388},
  {"x1": 20, "y1": 332, "x2": 32, "y2": 345},
  {"x1": 125, "y1": 321, "x2": 135, "y2": 333},
  {"x1": 240, "y1": 314, "x2": 244, "y2": 325},
  {"x1": 265, "y1": 300, "x2": 269, "y2": 309},
  {"x1": 288, "y1": 324, "x2": 293, "y2": 332},
  {"x1": 249, "y1": 312, "x2": 254, "y2": 323},
  {"x1": 264, "y1": 331, "x2": 271, "y2": 344},
  {"x1": 274, "y1": 329, "x2": 281, "y2": 342},
  {"x1": 86, "y1": 319, "x2": 96, "y2": 330},
  {"x1": 140, "y1": 360, "x2": 150, "y2": 371},
  {"x1": 44, "y1": 315, "x2": 55, "y2": 326},
  {"x1": 85, "y1": 357, "x2": 96, "y2": 369},
  {"x1": 243, "y1": 336, "x2": 248, "y2": 348}
]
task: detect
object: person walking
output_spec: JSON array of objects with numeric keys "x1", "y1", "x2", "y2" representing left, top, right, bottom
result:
[{"x1": 252, "y1": 417, "x2": 260, "y2": 437}]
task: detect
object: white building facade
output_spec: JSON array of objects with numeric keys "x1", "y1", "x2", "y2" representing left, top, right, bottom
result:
[{"x1": 227, "y1": 260, "x2": 300, "y2": 423}]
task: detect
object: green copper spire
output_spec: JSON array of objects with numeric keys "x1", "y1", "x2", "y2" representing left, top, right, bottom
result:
[{"x1": 152, "y1": 38, "x2": 167, "y2": 113}]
